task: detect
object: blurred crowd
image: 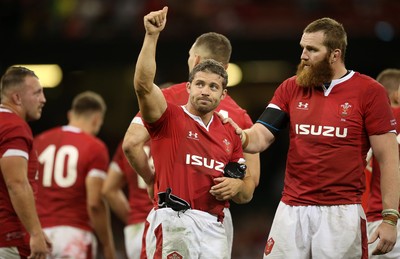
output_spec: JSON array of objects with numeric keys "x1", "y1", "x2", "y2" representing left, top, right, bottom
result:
[{"x1": 1, "y1": 0, "x2": 399, "y2": 42}]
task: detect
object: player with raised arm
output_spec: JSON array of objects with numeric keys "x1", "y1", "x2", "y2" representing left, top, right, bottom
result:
[
  {"x1": 123, "y1": 26, "x2": 259, "y2": 258},
  {"x1": 134, "y1": 7, "x2": 254, "y2": 258}
]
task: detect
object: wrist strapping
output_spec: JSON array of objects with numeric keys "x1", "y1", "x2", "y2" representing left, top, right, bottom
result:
[{"x1": 381, "y1": 209, "x2": 400, "y2": 226}]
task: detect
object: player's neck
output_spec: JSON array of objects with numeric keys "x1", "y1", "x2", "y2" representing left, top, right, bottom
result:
[
  {"x1": 0, "y1": 103, "x2": 25, "y2": 120},
  {"x1": 68, "y1": 121, "x2": 95, "y2": 135},
  {"x1": 332, "y1": 65, "x2": 348, "y2": 80}
]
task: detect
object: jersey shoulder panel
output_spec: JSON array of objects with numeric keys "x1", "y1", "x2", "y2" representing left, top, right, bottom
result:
[{"x1": 162, "y1": 82, "x2": 188, "y2": 105}]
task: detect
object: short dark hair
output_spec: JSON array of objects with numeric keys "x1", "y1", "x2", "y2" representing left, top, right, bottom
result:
[
  {"x1": 1, "y1": 66, "x2": 38, "y2": 98},
  {"x1": 194, "y1": 32, "x2": 232, "y2": 65},
  {"x1": 304, "y1": 17, "x2": 347, "y2": 62},
  {"x1": 71, "y1": 91, "x2": 106, "y2": 115},
  {"x1": 188, "y1": 59, "x2": 228, "y2": 89}
]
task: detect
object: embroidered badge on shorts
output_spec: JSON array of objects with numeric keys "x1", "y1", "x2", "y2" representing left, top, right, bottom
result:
[
  {"x1": 167, "y1": 251, "x2": 183, "y2": 259},
  {"x1": 264, "y1": 237, "x2": 275, "y2": 255}
]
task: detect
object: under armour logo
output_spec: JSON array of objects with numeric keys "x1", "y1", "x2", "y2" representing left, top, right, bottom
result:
[
  {"x1": 188, "y1": 131, "x2": 199, "y2": 140},
  {"x1": 297, "y1": 102, "x2": 309, "y2": 110}
]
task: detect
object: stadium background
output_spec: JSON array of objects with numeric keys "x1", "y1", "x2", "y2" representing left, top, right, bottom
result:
[{"x1": 1, "y1": 1, "x2": 399, "y2": 257}]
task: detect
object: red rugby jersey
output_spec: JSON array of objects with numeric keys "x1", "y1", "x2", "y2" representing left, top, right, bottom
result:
[
  {"x1": 144, "y1": 104, "x2": 244, "y2": 219},
  {"x1": 0, "y1": 108, "x2": 37, "y2": 247},
  {"x1": 34, "y1": 126, "x2": 109, "y2": 231},
  {"x1": 266, "y1": 71, "x2": 396, "y2": 205}
]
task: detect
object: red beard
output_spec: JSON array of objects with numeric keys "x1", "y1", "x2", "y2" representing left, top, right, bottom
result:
[{"x1": 296, "y1": 56, "x2": 333, "y2": 88}]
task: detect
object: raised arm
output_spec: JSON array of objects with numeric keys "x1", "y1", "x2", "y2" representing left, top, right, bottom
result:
[{"x1": 134, "y1": 6, "x2": 168, "y2": 123}]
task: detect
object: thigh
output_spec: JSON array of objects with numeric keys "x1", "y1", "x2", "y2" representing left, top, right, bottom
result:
[
  {"x1": 143, "y1": 209, "x2": 229, "y2": 259},
  {"x1": 223, "y1": 207, "x2": 233, "y2": 255},
  {"x1": 124, "y1": 223, "x2": 145, "y2": 259},
  {"x1": 44, "y1": 226, "x2": 97, "y2": 259},
  {"x1": 144, "y1": 209, "x2": 198, "y2": 258},
  {"x1": 263, "y1": 202, "x2": 311, "y2": 259},
  {"x1": 313, "y1": 204, "x2": 367, "y2": 259},
  {"x1": 0, "y1": 246, "x2": 28, "y2": 259},
  {"x1": 196, "y1": 210, "x2": 228, "y2": 259}
]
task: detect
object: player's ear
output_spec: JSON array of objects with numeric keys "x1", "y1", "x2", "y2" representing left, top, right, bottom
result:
[
  {"x1": 67, "y1": 110, "x2": 72, "y2": 121},
  {"x1": 186, "y1": 82, "x2": 191, "y2": 93},
  {"x1": 91, "y1": 112, "x2": 104, "y2": 135},
  {"x1": 194, "y1": 54, "x2": 201, "y2": 67},
  {"x1": 220, "y1": 88, "x2": 227, "y2": 100},
  {"x1": 330, "y1": 49, "x2": 341, "y2": 64},
  {"x1": 392, "y1": 90, "x2": 399, "y2": 105},
  {"x1": 11, "y1": 92, "x2": 22, "y2": 105}
]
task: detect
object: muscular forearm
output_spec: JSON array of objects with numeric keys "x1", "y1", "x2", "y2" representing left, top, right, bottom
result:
[
  {"x1": 126, "y1": 146, "x2": 154, "y2": 185},
  {"x1": 230, "y1": 153, "x2": 259, "y2": 203},
  {"x1": 243, "y1": 124, "x2": 275, "y2": 153},
  {"x1": 8, "y1": 180, "x2": 43, "y2": 236},
  {"x1": 243, "y1": 152, "x2": 260, "y2": 187},
  {"x1": 123, "y1": 124, "x2": 155, "y2": 185},
  {"x1": 134, "y1": 33, "x2": 159, "y2": 97},
  {"x1": 380, "y1": 161, "x2": 400, "y2": 210},
  {"x1": 371, "y1": 133, "x2": 400, "y2": 211},
  {"x1": 135, "y1": 6, "x2": 167, "y2": 94},
  {"x1": 104, "y1": 190, "x2": 129, "y2": 224},
  {"x1": 133, "y1": 7, "x2": 168, "y2": 123},
  {"x1": 89, "y1": 201, "x2": 116, "y2": 259},
  {"x1": 210, "y1": 176, "x2": 252, "y2": 203},
  {"x1": 231, "y1": 175, "x2": 255, "y2": 204}
]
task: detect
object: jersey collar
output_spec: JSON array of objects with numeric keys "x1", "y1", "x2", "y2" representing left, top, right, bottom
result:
[
  {"x1": 181, "y1": 105, "x2": 213, "y2": 131},
  {"x1": 322, "y1": 70, "x2": 355, "y2": 96}
]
